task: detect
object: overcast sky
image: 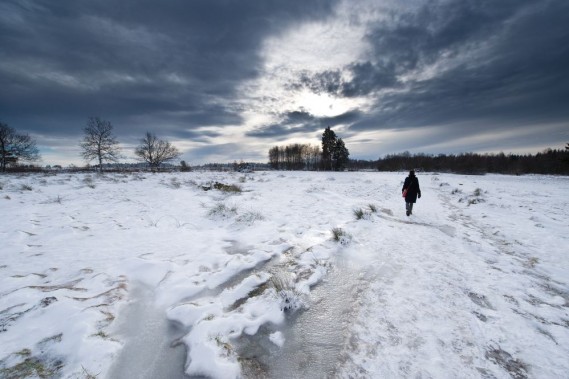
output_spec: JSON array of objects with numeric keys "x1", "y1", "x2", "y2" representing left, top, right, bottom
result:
[{"x1": 1, "y1": 0, "x2": 568, "y2": 165}]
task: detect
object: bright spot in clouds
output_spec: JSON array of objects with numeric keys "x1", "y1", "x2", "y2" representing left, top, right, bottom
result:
[
  {"x1": 292, "y1": 90, "x2": 359, "y2": 118},
  {"x1": 240, "y1": 5, "x2": 373, "y2": 135}
]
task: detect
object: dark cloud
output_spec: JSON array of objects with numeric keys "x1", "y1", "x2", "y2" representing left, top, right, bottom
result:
[
  {"x1": 294, "y1": 61, "x2": 400, "y2": 97},
  {"x1": 298, "y1": 0, "x2": 569, "y2": 134},
  {"x1": 2, "y1": 0, "x2": 568, "y2": 163},
  {"x1": 246, "y1": 110, "x2": 361, "y2": 139},
  {"x1": 174, "y1": 129, "x2": 222, "y2": 144},
  {"x1": 246, "y1": 110, "x2": 317, "y2": 139},
  {"x1": 0, "y1": 0, "x2": 338, "y2": 138}
]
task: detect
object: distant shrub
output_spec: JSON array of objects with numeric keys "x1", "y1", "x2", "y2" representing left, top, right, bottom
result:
[
  {"x1": 270, "y1": 272, "x2": 304, "y2": 312},
  {"x1": 468, "y1": 198, "x2": 485, "y2": 205},
  {"x1": 270, "y1": 272, "x2": 293, "y2": 292},
  {"x1": 461, "y1": 188, "x2": 485, "y2": 205},
  {"x1": 331, "y1": 227, "x2": 352, "y2": 245},
  {"x1": 331, "y1": 227, "x2": 343, "y2": 241},
  {"x1": 354, "y1": 207, "x2": 376, "y2": 220},
  {"x1": 202, "y1": 182, "x2": 242, "y2": 193},
  {"x1": 523, "y1": 257, "x2": 539, "y2": 268},
  {"x1": 91, "y1": 331, "x2": 110, "y2": 339},
  {"x1": 353, "y1": 208, "x2": 365, "y2": 220},
  {"x1": 214, "y1": 182, "x2": 242, "y2": 193},
  {"x1": 208, "y1": 203, "x2": 238, "y2": 219}
]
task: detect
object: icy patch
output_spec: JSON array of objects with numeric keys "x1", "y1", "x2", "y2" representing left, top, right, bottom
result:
[
  {"x1": 107, "y1": 283, "x2": 187, "y2": 379},
  {"x1": 238, "y1": 254, "x2": 365, "y2": 378}
]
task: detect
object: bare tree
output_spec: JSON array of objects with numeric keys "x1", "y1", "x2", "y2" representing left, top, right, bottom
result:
[
  {"x1": 80, "y1": 117, "x2": 121, "y2": 172},
  {"x1": 134, "y1": 132, "x2": 181, "y2": 169},
  {"x1": 268, "y1": 143, "x2": 321, "y2": 171},
  {"x1": 0, "y1": 122, "x2": 40, "y2": 172}
]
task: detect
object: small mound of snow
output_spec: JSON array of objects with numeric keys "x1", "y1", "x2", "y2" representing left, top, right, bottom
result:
[{"x1": 269, "y1": 331, "x2": 285, "y2": 347}]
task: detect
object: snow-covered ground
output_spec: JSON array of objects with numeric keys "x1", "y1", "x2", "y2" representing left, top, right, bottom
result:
[{"x1": 1, "y1": 171, "x2": 568, "y2": 378}]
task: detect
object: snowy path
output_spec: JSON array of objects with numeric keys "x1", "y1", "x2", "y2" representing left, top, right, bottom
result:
[
  {"x1": 336, "y1": 175, "x2": 569, "y2": 378},
  {"x1": 1, "y1": 172, "x2": 568, "y2": 379}
]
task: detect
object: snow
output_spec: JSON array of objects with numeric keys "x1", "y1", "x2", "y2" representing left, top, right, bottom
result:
[
  {"x1": 269, "y1": 331, "x2": 285, "y2": 347},
  {"x1": 1, "y1": 171, "x2": 568, "y2": 378}
]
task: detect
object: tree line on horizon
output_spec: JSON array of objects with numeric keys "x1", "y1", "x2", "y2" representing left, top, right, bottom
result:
[
  {"x1": 268, "y1": 127, "x2": 350, "y2": 171},
  {"x1": 268, "y1": 135, "x2": 569, "y2": 174},
  {"x1": 1, "y1": 119, "x2": 569, "y2": 175},
  {"x1": 346, "y1": 149, "x2": 569, "y2": 175}
]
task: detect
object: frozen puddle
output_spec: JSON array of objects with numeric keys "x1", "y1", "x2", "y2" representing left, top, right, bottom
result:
[
  {"x1": 238, "y1": 254, "x2": 368, "y2": 378},
  {"x1": 108, "y1": 283, "x2": 188, "y2": 379}
]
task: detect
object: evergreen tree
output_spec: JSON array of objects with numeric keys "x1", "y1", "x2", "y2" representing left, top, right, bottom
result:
[
  {"x1": 180, "y1": 160, "x2": 191, "y2": 172},
  {"x1": 321, "y1": 127, "x2": 351, "y2": 171},
  {"x1": 333, "y1": 138, "x2": 350, "y2": 171},
  {"x1": 321, "y1": 126, "x2": 337, "y2": 171}
]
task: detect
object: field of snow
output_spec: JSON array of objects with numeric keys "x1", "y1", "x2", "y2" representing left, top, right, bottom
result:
[{"x1": 1, "y1": 171, "x2": 568, "y2": 379}]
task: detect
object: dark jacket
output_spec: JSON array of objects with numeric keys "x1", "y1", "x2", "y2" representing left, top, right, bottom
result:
[{"x1": 402, "y1": 175, "x2": 421, "y2": 203}]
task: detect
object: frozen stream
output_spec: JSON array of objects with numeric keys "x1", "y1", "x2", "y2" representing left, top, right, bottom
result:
[
  {"x1": 238, "y1": 254, "x2": 370, "y2": 378},
  {"x1": 107, "y1": 250, "x2": 369, "y2": 378},
  {"x1": 107, "y1": 283, "x2": 189, "y2": 379}
]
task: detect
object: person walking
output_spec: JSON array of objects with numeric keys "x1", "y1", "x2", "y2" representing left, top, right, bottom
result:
[{"x1": 402, "y1": 170, "x2": 421, "y2": 216}]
